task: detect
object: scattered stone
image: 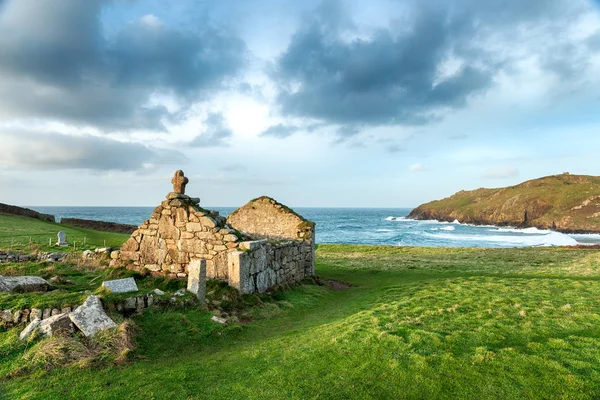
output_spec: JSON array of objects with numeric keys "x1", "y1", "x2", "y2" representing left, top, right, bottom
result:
[
  {"x1": 95, "y1": 247, "x2": 110, "y2": 253},
  {"x1": 39, "y1": 313, "x2": 74, "y2": 337},
  {"x1": 187, "y1": 259, "x2": 206, "y2": 303},
  {"x1": 123, "y1": 297, "x2": 137, "y2": 310},
  {"x1": 0, "y1": 309, "x2": 12, "y2": 322},
  {"x1": 101, "y1": 277, "x2": 138, "y2": 293},
  {"x1": 69, "y1": 295, "x2": 116, "y2": 337},
  {"x1": 0, "y1": 275, "x2": 49, "y2": 293},
  {"x1": 30, "y1": 308, "x2": 42, "y2": 321},
  {"x1": 211, "y1": 315, "x2": 227, "y2": 324},
  {"x1": 42, "y1": 308, "x2": 52, "y2": 319},
  {"x1": 174, "y1": 288, "x2": 186, "y2": 297},
  {"x1": 82, "y1": 250, "x2": 94, "y2": 259},
  {"x1": 19, "y1": 319, "x2": 41, "y2": 341},
  {"x1": 153, "y1": 288, "x2": 165, "y2": 296}
]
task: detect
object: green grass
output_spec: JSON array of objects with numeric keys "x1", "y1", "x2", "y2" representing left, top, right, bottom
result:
[
  {"x1": 2, "y1": 245, "x2": 600, "y2": 399},
  {"x1": 0, "y1": 213, "x2": 130, "y2": 253}
]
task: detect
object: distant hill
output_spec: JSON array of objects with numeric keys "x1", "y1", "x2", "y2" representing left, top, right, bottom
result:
[
  {"x1": 408, "y1": 173, "x2": 600, "y2": 233},
  {"x1": 0, "y1": 203, "x2": 55, "y2": 222}
]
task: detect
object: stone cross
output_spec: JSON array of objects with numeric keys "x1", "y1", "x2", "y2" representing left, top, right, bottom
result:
[{"x1": 171, "y1": 170, "x2": 189, "y2": 195}]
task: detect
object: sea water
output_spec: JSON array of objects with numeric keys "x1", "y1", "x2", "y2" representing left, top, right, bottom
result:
[{"x1": 30, "y1": 206, "x2": 600, "y2": 248}]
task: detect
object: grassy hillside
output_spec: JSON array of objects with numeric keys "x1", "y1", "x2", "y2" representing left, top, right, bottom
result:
[
  {"x1": 2, "y1": 245, "x2": 600, "y2": 399},
  {"x1": 0, "y1": 213, "x2": 130, "y2": 252},
  {"x1": 409, "y1": 173, "x2": 600, "y2": 233}
]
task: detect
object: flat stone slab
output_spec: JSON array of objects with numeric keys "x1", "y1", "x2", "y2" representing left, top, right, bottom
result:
[
  {"x1": 101, "y1": 277, "x2": 138, "y2": 293},
  {"x1": 39, "y1": 313, "x2": 74, "y2": 337},
  {"x1": 0, "y1": 275, "x2": 49, "y2": 293},
  {"x1": 69, "y1": 295, "x2": 117, "y2": 337}
]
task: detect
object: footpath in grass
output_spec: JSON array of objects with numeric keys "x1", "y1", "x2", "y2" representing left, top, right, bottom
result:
[{"x1": 2, "y1": 245, "x2": 600, "y2": 399}]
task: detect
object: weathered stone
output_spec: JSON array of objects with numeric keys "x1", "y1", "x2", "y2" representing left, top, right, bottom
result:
[
  {"x1": 146, "y1": 264, "x2": 161, "y2": 272},
  {"x1": 0, "y1": 275, "x2": 49, "y2": 293},
  {"x1": 123, "y1": 297, "x2": 137, "y2": 310},
  {"x1": 223, "y1": 234, "x2": 238, "y2": 242},
  {"x1": 39, "y1": 313, "x2": 74, "y2": 337},
  {"x1": 102, "y1": 277, "x2": 138, "y2": 293},
  {"x1": 42, "y1": 308, "x2": 52, "y2": 319},
  {"x1": 1, "y1": 309, "x2": 12, "y2": 322},
  {"x1": 187, "y1": 259, "x2": 206, "y2": 303},
  {"x1": 171, "y1": 170, "x2": 189, "y2": 194},
  {"x1": 167, "y1": 192, "x2": 187, "y2": 200},
  {"x1": 69, "y1": 295, "x2": 117, "y2": 337},
  {"x1": 51, "y1": 308, "x2": 60, "y2": 316},
  {"x1": 239, "y1": 240, "x2": 268, "y2": 251},
  {"x1": 20, "y1": 319, "x2": 42, "y2": 341},
  {"x1": 211, "y1": 315, "x2": 227, "y2": 324},
  {"x1": 153, "y1": 288, "x2": 165, "y2": 296},
  {"x1": 200, "y1": 217, "x2": 217, "y2": 228},
  {"x1": 121, "y1": 237, "x2": 139, "y2": 252},
  {"x1": 30, "y1": 308, "x2": 42, "y2": 321}
]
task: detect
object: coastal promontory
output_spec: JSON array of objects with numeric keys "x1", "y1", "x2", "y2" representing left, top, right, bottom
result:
[{"x1": 408, "y1": 173, "x2": 600, "y2": 233}]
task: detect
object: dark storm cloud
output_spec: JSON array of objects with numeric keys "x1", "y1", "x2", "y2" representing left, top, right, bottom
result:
[
  {"x1": 0, "y1": 130, "x2": 187, "y2": 171},
  {"x1": 189, "y1": 113, "x2": 233, "y2": 147},
  {"x1": 0, "y1": 0, "x2": 246, "y2": 130},
  {"x1": 274, "y1": 0, "x2": 598, "y2": 127}
]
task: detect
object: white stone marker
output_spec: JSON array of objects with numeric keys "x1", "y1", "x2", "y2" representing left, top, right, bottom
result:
[
  {"x1": 56, "y1": 231, "x2": 68, "y2": 246},
  {"x1": 101, "y1": 277, "x2": 138, "y2": 293},
  {"x1": 187, "y1": 259, "x2": 206, "y2": 303}
]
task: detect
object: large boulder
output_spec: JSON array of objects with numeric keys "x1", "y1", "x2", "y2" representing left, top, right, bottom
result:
[
  {"x1": 69, "y1": 295, "x2": 116, "y2": 337},
  {"x1": 0, "y1": 275, "x2": 49, "y2": 293}
]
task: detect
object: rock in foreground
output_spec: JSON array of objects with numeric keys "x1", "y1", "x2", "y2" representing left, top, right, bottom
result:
[
  {"x1": 69, "y1": 295, "x2": 117, "y2": 337},
  {"x1": 0, "y1": 276, "x2": 49, "y2": 293}
]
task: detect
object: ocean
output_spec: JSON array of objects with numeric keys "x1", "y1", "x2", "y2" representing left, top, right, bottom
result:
[{"x1": 30, "y1": 206, "x2": 600, "y2": 248}]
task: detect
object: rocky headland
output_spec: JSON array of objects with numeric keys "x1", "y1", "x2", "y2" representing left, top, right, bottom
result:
[{"x1": 408, "y1": 173, "x2": 600, "y2": 233}]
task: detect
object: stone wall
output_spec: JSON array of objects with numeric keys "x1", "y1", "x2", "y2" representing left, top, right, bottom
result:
[
  {"x1": 226, "y1": 196, "x2": 315, "y2": 277},
  {"x1": 114, "y1": 193, "x2": 248, "y2": 280},
  {"x1": 113, "y1": 171, "x2": 316, "y2": 294},
  {"x1": 227, "y1": 239, "x2": 308, "y2": 294},
  {"x1": 0, "y1": 203, "x2": 55, "y2": 222}
]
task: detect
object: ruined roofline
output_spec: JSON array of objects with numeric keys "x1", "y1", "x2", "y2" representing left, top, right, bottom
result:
[{"x1": 228, "y1": 196, "x2": 315, "y2": 228}]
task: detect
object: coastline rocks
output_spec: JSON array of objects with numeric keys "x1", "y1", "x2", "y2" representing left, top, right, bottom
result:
[{"x1": 69, "y1": 295, "x2": 117, "y2": 337}]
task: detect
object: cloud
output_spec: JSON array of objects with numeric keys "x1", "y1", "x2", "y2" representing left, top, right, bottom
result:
[
  {"x1": 482, "y1": 167, "x2": 520, "y2": 179},
  {"x1": 260, "y1": 124, "x2": 300, "y2": 138},
  {"x1": 189, "y1": 113, "x2": 233, "y2": 147},
  {"x1": 0, "y1": 129, "x2": 186, "y2": 171},
  {"x1": 0, "y1": 0, "x2": 246, "y2": 130},
  {"x1": 273, "y1": 0, "x2": 600, "y2": 130},
  {"x1": 409, "y1": 163, "x2": 429, "y2": 172}
]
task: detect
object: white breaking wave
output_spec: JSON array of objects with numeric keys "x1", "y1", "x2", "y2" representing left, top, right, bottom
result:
[
  {"x1": 423, "y1": 231, "x2": 578, "y2": 247},
  {"x1": 431, "y1": 226, "x2": 456, "y2": 231},
  {"x1": 385, "y1": 216, "x2": 408, "y2": 221},
  {"x1": 488, "y1": 227, "x2": 552, "y2": 235}
]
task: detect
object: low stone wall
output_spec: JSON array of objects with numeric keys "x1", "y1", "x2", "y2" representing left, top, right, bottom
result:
[
  {"x1": 0, "y1": 203, "x2": 55, "y2": 222},
  {"x1": 228, "y1": 239, "x2": 308, "y2": 294},
  {"x1": 61, "y1": 218, "x2": 137, "y2": 234}
]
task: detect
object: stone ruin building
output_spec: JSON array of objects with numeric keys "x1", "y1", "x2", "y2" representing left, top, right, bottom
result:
[{"x1": 111, "y1": 170, "x2": 315, "y2": 294}]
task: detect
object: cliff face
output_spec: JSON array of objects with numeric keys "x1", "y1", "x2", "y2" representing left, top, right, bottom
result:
[{"x1": 408, "y1": 174, "x2": 600, "y2": 233}]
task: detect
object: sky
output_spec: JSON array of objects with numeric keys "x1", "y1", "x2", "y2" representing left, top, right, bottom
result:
[{"x1": 1, "y1": 0, "x2": 600, "y2": 208}]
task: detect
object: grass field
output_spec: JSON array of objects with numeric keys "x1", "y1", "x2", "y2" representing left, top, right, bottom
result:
[
  {"x1": 2, "y1": 243, "x2": 600, "y2": 399},
  {"x1": 0, "y1": 213, "x2": 130, "y2": 252}
]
